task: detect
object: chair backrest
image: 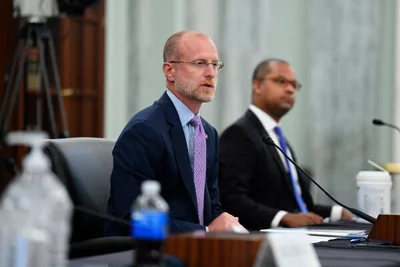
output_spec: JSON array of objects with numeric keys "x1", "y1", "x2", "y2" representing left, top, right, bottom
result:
[{"x1": 45, "y1": 137, "x2": 115, "y2": 241}]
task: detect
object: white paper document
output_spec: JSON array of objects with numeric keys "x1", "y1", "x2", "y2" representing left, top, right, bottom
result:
[{"x1": 260, "y1": 228, "x2": 367, "y2": 243}]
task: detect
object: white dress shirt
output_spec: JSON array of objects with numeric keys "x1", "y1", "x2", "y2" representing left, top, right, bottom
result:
[{"x1": 248, "y1": 105, "x2": 342, "y2": 227}]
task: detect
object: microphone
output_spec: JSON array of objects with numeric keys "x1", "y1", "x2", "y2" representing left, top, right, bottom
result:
[
  {"x1": 73, "y1": 206, "x2": 130, "y2": 227},
  {"x1": 261, "y1": 135, "x2": 376, "y2": 224},
  {"x1": 70, "y1": 206, "x2": 132, "y2": 259},
  {"x1": 372, "y1": 118, "x2": 400, "y2": 134}
]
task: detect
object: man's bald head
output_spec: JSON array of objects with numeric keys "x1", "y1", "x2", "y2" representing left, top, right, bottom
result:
[
  {"x1": 163, "y1": 30, "x2": 212, "y2": 62},
  {"x1": 252, "y1": 58, "x2": 289, "y2": 82}
]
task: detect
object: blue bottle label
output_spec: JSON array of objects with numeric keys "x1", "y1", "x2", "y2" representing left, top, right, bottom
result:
[{"x1": 131, "y1": 211, "x2": 168, "y2": 240}]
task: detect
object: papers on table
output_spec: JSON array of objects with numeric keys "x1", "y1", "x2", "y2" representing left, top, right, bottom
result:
[{"x1": 260, "y1": 228, "x2": 368, "y2": 243}]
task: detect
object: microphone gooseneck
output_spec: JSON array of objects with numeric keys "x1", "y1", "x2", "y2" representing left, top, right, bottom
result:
[
  {"x1": 261, "y1": 135, "x2": 376, "y2": 224},
  {"x1": 74, "y1": 206, "x2": 130, "y2": 227},
  {"x1": 372, "y1": 118, "x2": 400, "y2": 134}
]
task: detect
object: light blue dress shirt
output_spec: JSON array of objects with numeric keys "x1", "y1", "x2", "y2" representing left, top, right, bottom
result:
[{"x1": 166, "y1": 90, "x2": 196, "y2": 169}]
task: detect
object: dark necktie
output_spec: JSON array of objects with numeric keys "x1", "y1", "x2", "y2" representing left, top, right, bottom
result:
[{"x1": 273, "y1": 126, "x2": 308, "y2": 213}]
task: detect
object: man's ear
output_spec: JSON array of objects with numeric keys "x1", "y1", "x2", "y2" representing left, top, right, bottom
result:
[
  {"x1": 252, "y1": 80, "x2": 262, "y2": 95},
  {"x1": 163, "y1": 62, "x2": 175, "y2": 82}
]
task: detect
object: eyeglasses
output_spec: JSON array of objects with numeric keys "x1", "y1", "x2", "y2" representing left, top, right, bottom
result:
[
  {"x1": 265, "y1": 77, "x2": 302, "y2": 90},
  {"x1": 169, "y1": 60, "x2": 225, "y2": 71}
]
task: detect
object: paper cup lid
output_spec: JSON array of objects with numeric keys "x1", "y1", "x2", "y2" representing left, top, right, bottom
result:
[
  {"x1": 384, "y1": 162, "x2": 400, "y2": 174},
  {"x1": 357, "y1": 171, "x2": 391, "y2": 181}
]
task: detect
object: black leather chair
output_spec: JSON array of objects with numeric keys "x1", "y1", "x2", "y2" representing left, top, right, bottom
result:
[
  {"x1": 45, "y1": 137, "x2": 115, "y2": 243},
  {"x1": 45, "y1": 138, "x2": 188, "y2": 263}
]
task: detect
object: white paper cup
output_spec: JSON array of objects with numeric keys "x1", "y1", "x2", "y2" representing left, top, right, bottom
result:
[{"x1": 356, "y1": 171, "x2": 392, "y2": 220}]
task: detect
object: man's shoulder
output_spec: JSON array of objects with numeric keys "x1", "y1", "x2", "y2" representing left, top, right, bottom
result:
[
  {"x1": 219, "y1": 111, "x2": 265, "y2": 150},
  {"x1": 221, "y1": 112, "x2": 254, "y2": 136},
  {"x1": 118, "y1": 101, "x2": 166, "y2": 140},
  {"x1": 130, "y1": 103, "x2": 164, "y2": 125}
]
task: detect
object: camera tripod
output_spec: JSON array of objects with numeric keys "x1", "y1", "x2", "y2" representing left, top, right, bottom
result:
[{"x1": 0, "y1": 20, "x2": 69, "y2": 153}]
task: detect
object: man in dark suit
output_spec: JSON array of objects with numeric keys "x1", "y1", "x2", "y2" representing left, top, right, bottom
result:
[
  {"x1": 218, "y1": 59, "x2": 353, "y2": 230},
  {"x1": 105, "y1": 30, "x2": 246, "y2": 236}
]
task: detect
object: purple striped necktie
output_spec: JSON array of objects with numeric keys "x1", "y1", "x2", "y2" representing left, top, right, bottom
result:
[{"x1": 189, "y1": 115, "x2": 206, "y2": 225}]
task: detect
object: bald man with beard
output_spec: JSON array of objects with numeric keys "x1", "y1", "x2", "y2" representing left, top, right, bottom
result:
[{"x1": 105, "y1": 30, "x2": 246, "y2": 236}]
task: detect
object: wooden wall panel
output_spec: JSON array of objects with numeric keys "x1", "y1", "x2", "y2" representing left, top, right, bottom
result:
[
  {"x1": 97, "y1": 0, "x2": 105, "y2": 137},
  {"x1": 0, "y1": 0, "x2": 21, "y2": 189},
  {"x1": 56, "y1": 0, "x2": 105, "y2": 138},
  {"x1": 0, "y1": 0, "x2": 106, "y2": 190}
]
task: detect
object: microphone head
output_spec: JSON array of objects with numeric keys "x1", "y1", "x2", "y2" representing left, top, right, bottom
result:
[
  {"x1": 372, "y1": 119, "x2": 384, "y2": 126},
  {"x1": 261, "y1": 135, "x2": 274, "y2": 145}
]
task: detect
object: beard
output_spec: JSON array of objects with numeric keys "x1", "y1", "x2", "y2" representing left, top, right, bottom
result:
[{"x1": 175, "y1": 78, "x2": 216, "y2": 103}]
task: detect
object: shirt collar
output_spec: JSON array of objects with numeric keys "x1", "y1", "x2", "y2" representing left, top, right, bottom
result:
[
  {"x1": 166, "y1": 89, "x2": 196, "y2": 126},
  {"x1": 248, "y1": 104, "x2": 279, "y2": 132}
]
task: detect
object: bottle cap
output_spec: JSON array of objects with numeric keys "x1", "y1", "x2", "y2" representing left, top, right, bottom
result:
[
  {"x1": 141, "y1": 180, "x2": 160, "y2": 195},
  {"x1": 6, "y1": 131, "x2": 50, "y2": 173}
]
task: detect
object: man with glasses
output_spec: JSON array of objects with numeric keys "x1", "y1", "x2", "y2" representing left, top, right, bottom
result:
[
  {"x1": 218, "y1": 59, "x2": 353, "y2": 230},
  {"x1": 105, "y1": 30, "x2": 246, "y2": 236}
]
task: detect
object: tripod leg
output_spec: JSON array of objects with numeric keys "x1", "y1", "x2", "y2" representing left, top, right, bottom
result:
[
  {"x1": 0, "y1": 31, "x2": 24, "y2": 130},
  {"x1": 36, "y1": 29, "x2": 58, "y2": 138},
  {"x1": 47, "y1": 29, "x2": 69, "y2": 138},
  {"x1": 0, "y1": 23, "x2": 23, "y2": 114},
  {"x1": 0, "y1": 34, "x2": 31, "y2": 151}
]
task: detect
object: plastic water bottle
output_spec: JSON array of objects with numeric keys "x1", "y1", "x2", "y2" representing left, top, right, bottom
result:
[
  {"x1": 13, "y1": 224, "x2": 50, "y2": 267},
  {"x1": 0, "y1": 210, "x2": 50, "y2": 267},
  {"x1": 0, "y1": 132, "x2": 51, "y2": 267},
  {"x1": 0, "y1": 131, "x2": 72, "y2": 267},
  {"x1": 132, "y1": 180, "x2": 169, "y2": 267}
]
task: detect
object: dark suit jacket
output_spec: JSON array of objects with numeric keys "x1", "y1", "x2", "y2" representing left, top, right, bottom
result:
[
  {"x1": 218, "y1": 110, "x2": 331, "y2": 230},
  {"x1": 105, "y1": 92, "x2": 223, "y2": 236}
]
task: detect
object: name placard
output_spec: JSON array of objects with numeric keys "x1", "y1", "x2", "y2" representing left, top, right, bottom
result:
[{"x1": 254, "y1": 231, "x2": 321, "y2": 267}]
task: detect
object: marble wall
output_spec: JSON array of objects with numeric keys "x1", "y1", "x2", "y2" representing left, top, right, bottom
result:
[{"x1": 304, "y1": 0, "x2": 395, "y2": 205}]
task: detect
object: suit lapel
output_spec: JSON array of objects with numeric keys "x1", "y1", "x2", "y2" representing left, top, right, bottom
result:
[
  {"x1": 245, "y1": 110, "x2": 295, "y2": 193},
  {"x1": 287, "y1": 143, "x2": 311, "y2": 200},
  {"x1": 158, "y1": 93, "x2": 198, "y2": 215},
  {"x1": 203, "y1": 125, "x2": 211, "y2": 224},
  {"x1": 170, "y1": 126, "x2": 198, "y2": 212},
  {"x1": 269, "y1": 137, "x2": 296, "y2": 195}
]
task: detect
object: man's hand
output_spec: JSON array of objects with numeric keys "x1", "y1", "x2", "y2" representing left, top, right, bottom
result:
[
  {"x1": 208, "y1": 212, "x2": 247, "y2": 232},
  {"x1": 341, "y1": 209, "x2": 354, "y2": 220},
  {"x1": 280, "y1": 212, "x2": 323, "y2": 228}
]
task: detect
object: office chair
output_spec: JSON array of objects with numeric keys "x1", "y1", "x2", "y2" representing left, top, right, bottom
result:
[{"x1": 44, "y1": 137, "x2": 115, "y2": 243}]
